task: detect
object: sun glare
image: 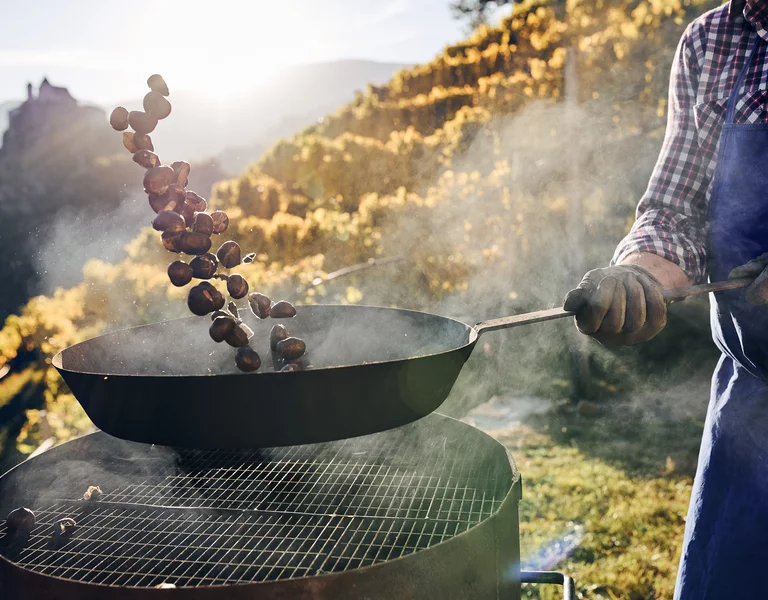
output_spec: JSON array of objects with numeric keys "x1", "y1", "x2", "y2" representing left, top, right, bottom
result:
[{"x1": 128, "y1": 1, "x2": 316, "y2": 99}]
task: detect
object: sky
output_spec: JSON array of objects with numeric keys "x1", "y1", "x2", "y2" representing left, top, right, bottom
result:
[{"x1": 0, "y1": 0, "x2": 506, "y2": 105}]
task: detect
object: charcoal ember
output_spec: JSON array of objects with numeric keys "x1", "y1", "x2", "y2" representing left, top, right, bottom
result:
[
  {"x1": 143, "y1": 91, "x2": 172, "y2": 120},
  {"x1": 243, "y1": 252, "x2": 256, "y2": 264},
  {"x1": 133, "y1": 149, "x2": 160, "y2": 169},
  {"x1": 227, "y1": 274, "x2": 249, "y2": 299},
  {"x1": 122, "y1": 131, "x2": 139, "y2": 153},
  {"x1": 188, "y1": 282, "x2": 224, "y2": 316},
  {"x1": 167, "y1": 261, "x2": 193, "y2": 287},
  {"x1": 217, "y1": 241, "x2": 241, "y2": 269},
  {"x1": 224, "y1": 324, "x2": 249, "y2": 347},
  {"x1": 280, "y1": 363, "x2": 301, "y2": 372},
  {"x1": 210, "y1": 309, "x2": 231, "y2": 320},
  {"x1": 184, "y1": 191, "x2": 207, "y2": 213},
  {"x1": 143, "y1": 166, "x2": 176, "y2": 195},
  {"x1": 211, "y1": 210, "x2": 229, "y2": 234},
  {"x1": 54, "y1": 518, "x2": 77, "y2": 538},
  {"x1": 190, "y1": 253, "x2": 218, "y2": 279},
  {"x1": 192, "y1": 212, "x2": 214, "y2": 237},
  {"x1": 270, "y1": 300, "x2": 296, "y2": 318},
  {"x1": 248, "y1": 292, "x2": 271, "y2": 319},
  {"x1": 110, "y1": 106, "x2": 129, "y2": 131},
  {"x1": 277, "y1": 337, "x2": 306, "y2": 360},
  {"x1": 153, "y1": 210, "x2": 186, "y2": 232},
  {"x1": 172, "y1": 161, "x2": 190, "y2": 187},
  {"x1": 128, "y1": 110, "x2": 157, "y2": 135},
  {"x1": 269, "y1": 324, "x2": 288, "y2": 350},
  {"x1": 6, "y1": 507, "x2": 35, "y2": 535},
  {"x1": 161, "y1": 231, "x2": 182, "y2": 253},
  {"x1": 147, "y1": 74, "x2": 170, "y2": 96},
  {"x1": 133, "y1": 133, "x2": 154, "y2": 151},
  {"x1": 209, "y1": 315, "x2": 236, "y2": 343},
  {"x1": 235, "y1": 346, "x2": 261, "y2": 372},
  {"x1": 227, "y1": 301, "x2": 239, "y2": 318},
  {"x1": 178, "y1": 231, "x2": 212, "y2": 255},
  {"x1": 82, "y1": 486, "x2": 102, "y2": 501}
]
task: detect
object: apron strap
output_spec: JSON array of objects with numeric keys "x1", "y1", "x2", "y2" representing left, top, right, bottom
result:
[{"x1": 726, "y1": 34, "x2": 761, "y2": 124}]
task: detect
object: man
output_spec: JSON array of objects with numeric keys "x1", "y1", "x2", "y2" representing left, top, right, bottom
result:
[{"x1": 563, "y1": 0, "x2": 768, "y2": 597}]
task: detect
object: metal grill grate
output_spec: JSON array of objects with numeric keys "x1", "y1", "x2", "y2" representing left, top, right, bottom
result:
[{"x1": 0, "y1": 428, "x2": 511, "y2": 588}]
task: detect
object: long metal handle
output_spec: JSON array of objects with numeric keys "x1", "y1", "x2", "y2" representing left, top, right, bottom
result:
[
  {"x1": 474, "y1": 277, "x2": 753, "y2": 337},
  {"x1": 521, "y1": 571, "x2": 575, "y2": 600}
]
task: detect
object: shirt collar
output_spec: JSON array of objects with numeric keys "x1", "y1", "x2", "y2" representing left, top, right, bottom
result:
[{"x1": 732, "y1": 0, "x2": 768, "y2": 27}]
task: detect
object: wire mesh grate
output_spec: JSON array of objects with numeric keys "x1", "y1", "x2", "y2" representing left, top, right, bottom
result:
[{"x1": 0, "y1": 426, "x2": 512, "y2": 588}]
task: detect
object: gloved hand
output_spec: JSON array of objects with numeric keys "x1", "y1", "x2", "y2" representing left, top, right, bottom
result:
[
  {"x1": 563, "y1": 265, "x2": 667, "y2": 345},
  {"x1": 729, "y1": 253, "x2": 768, "y2": 304}
]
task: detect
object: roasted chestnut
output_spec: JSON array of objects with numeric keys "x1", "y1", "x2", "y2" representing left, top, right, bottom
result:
[
  {"x1": 128, "y1": 110, "x2": 158, "y2": 135},
  {"x1": 277, "y1": 337, "x2": 306, "y2": 360},
  {"x1": 235, "y1": 346, "x2": 261, "y2": 372},
  {"x1": 209, "y1": 316, "x2": 236, "y2": 343},
  {"x1": 192, "y1": 212, "x2": 214, "y2": 237},
  {"x1": 178, "y1": 231, "x2": 212, "y2": 255},
  {"x1": 143, "y1": 166, "x2": 176, "y2": 195},
  {"x1": 172, "y1": 161, "x2": 190, "y2": 187},
  {"x1": 161, "y1": 231, "x2": 183, "y2": 253},
  {"x1": 153, "y1": 210, "x2": 186, "y2": 232},
  {"x1": 227, "y1": 274, "x2": 249, "y2": 299},
  {"x1": 143, "y1": 91, "x2": 172, "y2": 120},
  {"x1": 110, "y1": 106, "x2": 129, "y2": 131},
  {"x1": 133, "y1": 149, "x2": 160, "y2": 169},
  {"x1": 188, "y1": 282, "x2": 224, "y2": 316},
  {"x1": 270, "y1": 300, "x2": 297, "y2": 318},
  {"x1": 54, "y1": 518, "x2": 77, "y2": 538},
  {"x1": 147, "y1": 74, "x2": 170, "y2": 96},
  {"x1": 167, "y1": 261, "x2": 193, "y2": 286},
  {"x1": 185, "y1": 191, "x2": 207, "y2": 212},
  {"x1": 6, "y1": 507, "x2": 35, "y2": 535},
  {"x1": 270, "y1": 324, "x2": 288, "y2": 350},
  {"x1": 122, "y1": 131, "x2": 139, "y2": 153},
  {"x1": 217, "y1": 241, "x2": 241, "y2": 269},
  {"x1": 225, "y1": 324, "x2": 250, "y2": 347},
  {"x1": 211, "y1": 210, "x2": 229, "y2": 234},
  {"x1": 249, "y1": 292, "x2": 271, "y2": 319},
  {"x1": 134, "y1": 133, "x2": 154, "y2": 151},
  {"x1": 190, "y1": 253, "x2": 218, "y2": 279}
]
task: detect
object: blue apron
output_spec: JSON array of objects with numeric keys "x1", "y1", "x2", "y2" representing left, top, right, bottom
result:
[{"x1": 675, "y1": 33, "x2": 768, "y2": 599}]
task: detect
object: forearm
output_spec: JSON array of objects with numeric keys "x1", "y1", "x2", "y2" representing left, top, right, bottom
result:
[{"x1": 617, "y1": 251, "x2": 690, "y2": 290}]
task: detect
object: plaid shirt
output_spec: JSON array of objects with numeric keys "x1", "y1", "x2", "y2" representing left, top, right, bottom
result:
[{"x1": 613, "y1": 0, "x2": 768, "y2": 282}]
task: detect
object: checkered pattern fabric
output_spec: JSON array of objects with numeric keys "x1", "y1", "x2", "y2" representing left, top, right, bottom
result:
[{"x1": 613, "y1": 0, "x2": 768, "y2": 282}]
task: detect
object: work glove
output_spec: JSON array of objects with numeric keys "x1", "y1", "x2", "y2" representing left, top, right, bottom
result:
[
  {"x1": 563, "y1": 265, "x2": 667, "y2": 345},
  {"x1": 729, "y1": 252, "x2": 768, "y2": 304}
]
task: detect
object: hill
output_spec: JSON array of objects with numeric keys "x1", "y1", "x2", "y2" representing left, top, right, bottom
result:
[{"x1": 116, "y1": 59, "x2": 406, "y2": 170}]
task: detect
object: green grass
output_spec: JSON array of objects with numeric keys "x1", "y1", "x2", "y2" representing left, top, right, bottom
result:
[{"x1": 482, "y1": 402, "x2": 702, "y2": 599}]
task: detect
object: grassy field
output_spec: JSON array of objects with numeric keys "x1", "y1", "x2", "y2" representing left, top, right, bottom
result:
[{"x1": 468, "y1": 373, "x2": 710, "y2": 600}]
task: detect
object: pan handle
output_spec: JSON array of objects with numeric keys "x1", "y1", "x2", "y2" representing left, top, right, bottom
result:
[{"x1": 473, "y1": 277, "x2": 753, "y2": 337}]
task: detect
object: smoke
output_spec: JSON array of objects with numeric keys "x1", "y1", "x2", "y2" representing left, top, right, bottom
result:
[{"x1": 34, "y1": 192, "x2": 149, "y2": 294}]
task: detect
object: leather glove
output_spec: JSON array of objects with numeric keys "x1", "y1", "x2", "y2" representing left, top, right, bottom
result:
[
  {"x1": 563, "y1": 265, "x2": 667, "y2": 345},
  {"x1": 729, "y1": 252, "x2": 768, "y2": 304}
]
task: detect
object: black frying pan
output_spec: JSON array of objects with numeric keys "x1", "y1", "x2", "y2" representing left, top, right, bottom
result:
[{"x1": 52, "y1": 278, "x2": 750, "y2": 448}]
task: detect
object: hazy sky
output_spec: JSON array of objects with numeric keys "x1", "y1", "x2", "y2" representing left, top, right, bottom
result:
[{"x1": 0, "y1": 0, "x2": 504, "y2": 104}]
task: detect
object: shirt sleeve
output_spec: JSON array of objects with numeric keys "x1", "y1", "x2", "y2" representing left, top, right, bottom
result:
[{"x1": 612, "y1": 24, "x2": 709, "y2": 283}]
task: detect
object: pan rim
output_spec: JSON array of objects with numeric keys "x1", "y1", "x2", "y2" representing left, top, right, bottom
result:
[{"x1": 51, "y1": 304, "x2": 479, "y2": 378}]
